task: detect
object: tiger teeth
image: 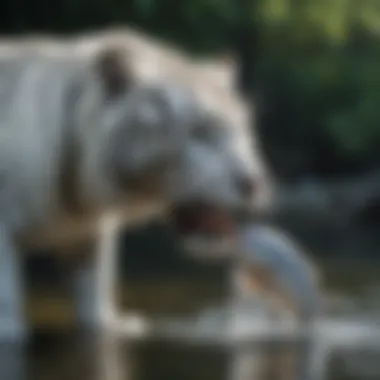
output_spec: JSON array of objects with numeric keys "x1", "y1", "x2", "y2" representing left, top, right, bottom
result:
[{"x1": 183, "y1": 236, "x2": 237, "y2": 260}]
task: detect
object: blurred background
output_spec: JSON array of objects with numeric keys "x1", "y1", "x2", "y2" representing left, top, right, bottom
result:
[{"x1": 1, "y1": 0, "x2": 380, "y2": 379}]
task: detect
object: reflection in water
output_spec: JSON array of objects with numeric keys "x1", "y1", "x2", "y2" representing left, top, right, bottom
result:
[
  {"x1": 4, "y1": 321, "x2": 379, "y2": 380},
  {"x1": 3, "y1": 265, "x2": 380, "y2": 380}
]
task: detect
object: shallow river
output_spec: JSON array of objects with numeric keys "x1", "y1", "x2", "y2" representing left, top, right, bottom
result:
[{"x1": 3, "y1": 259, "x2": 380, "y2": 380}]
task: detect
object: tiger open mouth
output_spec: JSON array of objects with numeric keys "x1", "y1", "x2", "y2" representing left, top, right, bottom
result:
[{"x1": 170, "y1": 200, "x2": 239, "y2": 260}]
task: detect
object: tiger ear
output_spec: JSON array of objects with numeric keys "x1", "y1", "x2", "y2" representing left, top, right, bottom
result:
[
  {"x1": 199, "y1": 51, "x2": 239, "y2": 89},
  {"x1": 95, "y1": 45, "x2": 134, "y2": 98},
  {"x1": 217, "y1": 50, "x2": 239, "y2": 72},
  {"x1": 216, "y1": 51, "x2": 240, "y2": 88}
]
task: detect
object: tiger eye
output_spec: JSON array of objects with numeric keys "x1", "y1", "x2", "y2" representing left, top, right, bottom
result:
[{"x1": 191, "y1": 114, "x2": 230, "y2": 144}]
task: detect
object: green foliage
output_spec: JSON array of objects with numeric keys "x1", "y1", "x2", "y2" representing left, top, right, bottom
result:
[
  {"x1": 256, "y1": 0, "x2": 380, "y2": 172},
  {"x1": 258, "y1": 0, "x2": 380, "y2": 44}
]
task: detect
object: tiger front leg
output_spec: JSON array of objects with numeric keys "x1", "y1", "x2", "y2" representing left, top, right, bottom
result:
[{"x1": 0, "y1": 225, "x2": 26, "y2": 343}]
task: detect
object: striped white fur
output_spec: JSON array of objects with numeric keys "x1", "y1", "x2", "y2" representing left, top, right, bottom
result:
[{"x1": 0, "y1": 27, "x2": 270, "y2": 251}]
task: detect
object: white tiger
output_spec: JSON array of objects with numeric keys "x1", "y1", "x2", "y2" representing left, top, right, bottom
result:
[{"x1": 0, "y1": 27, "x2": 272, "y2": 340}]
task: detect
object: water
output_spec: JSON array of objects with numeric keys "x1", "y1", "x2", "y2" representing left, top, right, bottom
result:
[{"x1": 3, "y1": 260, "x2": 380, "y2": 380}]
